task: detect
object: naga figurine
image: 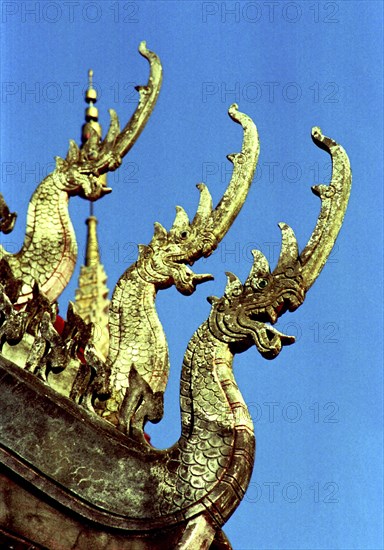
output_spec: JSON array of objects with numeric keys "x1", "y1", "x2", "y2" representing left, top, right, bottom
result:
[
  {"x1": 0, "y1": 42, "x2": 162, "y2": 306},
  {"x1": 0, "y1": 121, "x2": 351, "y2": 548},
  {"x1": 99, "y1": 103, "x2": 259, "y2": 436}
]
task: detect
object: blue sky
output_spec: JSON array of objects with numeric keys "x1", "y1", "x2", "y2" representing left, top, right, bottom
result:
[{"x1": 1, "y1": 1, "x2": 383, "y2": 548}]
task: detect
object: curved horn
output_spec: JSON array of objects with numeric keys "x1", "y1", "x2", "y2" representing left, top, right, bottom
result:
[
  {"x1": 110, "y1": 41, "x2": 162, "y2": 160},
  {"x1": 90, "y1": 41, "x2": 162, "y2": 174},
  {"x1": 190, "y1": 103, "x2": 259, "y2": 256},
  {"x1": 171, "y1": 206, "x2": 190, "y2": 232},
  {"x1": 299, "y1": 127, "x2": 351, "y2": 291},
  {"x1": 224, "y1": 271, "x2": 243, "y2": 298},
  {"x1": 103, "y1": 109, "x2": 121, "y2": 145}
]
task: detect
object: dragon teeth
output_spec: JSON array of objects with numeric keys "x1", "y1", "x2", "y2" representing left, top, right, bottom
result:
[{"x1": 266, "y1": 306, "x2": 277, "y2": 323}]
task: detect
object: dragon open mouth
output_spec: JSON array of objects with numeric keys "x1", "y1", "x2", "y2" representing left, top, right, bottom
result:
[
  {"x1": 244, "y1": 293, "x2": 300, "y2": 359},
  {"x1": 249, "y1": 291, "x2": 304, "y2": 325}
]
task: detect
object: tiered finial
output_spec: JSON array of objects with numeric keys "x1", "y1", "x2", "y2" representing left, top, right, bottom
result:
[{"x1": 82, "y1": 69, "x2": 102, "y2": 143}]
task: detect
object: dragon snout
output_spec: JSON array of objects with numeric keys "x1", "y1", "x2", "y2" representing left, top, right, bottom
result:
[
  {"x1": 80, "y1": 175, "x2": 112, "y2": 201},
  {"x1": 174, "y1": 265, "x2": 213, "y2": 296}
]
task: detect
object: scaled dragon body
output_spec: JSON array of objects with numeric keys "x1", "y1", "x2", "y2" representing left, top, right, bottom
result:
[
  {"x1": 0, "y1": 124, "x2": 351, "y2": 547},
  {"x1": 100, "y1": 104, "x2": 260, "y2": 435},
  {"x1": 0, "y1": 42, "x2": 162, "y2": 306}
]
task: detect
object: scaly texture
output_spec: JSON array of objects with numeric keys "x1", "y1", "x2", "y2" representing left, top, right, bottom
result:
[
  {"x1": 0, "y1": 216, "x2": 348, "y2": 541},
  {"x1": 3, "y1": 172, "x2": 78, "y2": 304}
]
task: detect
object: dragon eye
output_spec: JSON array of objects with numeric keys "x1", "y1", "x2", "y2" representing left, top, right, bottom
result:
[
  {"x1": 250, "y1": 277, "x2": 269, "y2": 291},
  {"x1": 180, "y1": 231, "x2": 189, "y2": 240}
]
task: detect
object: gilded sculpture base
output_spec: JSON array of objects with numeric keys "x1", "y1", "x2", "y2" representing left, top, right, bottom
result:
[{"x1": 0, "y1": 355, "x2": 231, "y2": 549}]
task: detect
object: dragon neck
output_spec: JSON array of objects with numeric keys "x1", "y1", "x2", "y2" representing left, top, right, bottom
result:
[
  {"x1": 179, "y1": 320, "x2": 253, "y2": 442},
  {"x1": 103, "y1": 271, "x2": 255, "y2": 526},
  {"x1": 4, "y1": 172, "x2": 77, "y2": 304},
  {"x1": 157, "y1": 321, "x2": 255, "y2": 525},
  {"x1": 107, "y1": 266, "x2": 169, "y2": 395}
]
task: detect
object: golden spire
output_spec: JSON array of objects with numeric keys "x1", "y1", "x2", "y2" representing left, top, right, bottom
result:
[
  {"x1": 85, "y1": 204, "x2": 100, "y2": 267},
  {"x1": 73, "y1": 70, "x2": 110, "y2": 359},
  {"x1": 74, "y1": 209, "x2": 110, "y2": 360}
]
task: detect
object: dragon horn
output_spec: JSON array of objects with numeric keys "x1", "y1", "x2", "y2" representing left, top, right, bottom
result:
[
  {"x1": 111, "y1": 42, "x2": 162, "y2": 159},
  {"x1": 273, "y1": 223, "x2": 299, "y2": 274},
  {"x1": 103, "y1": 109, "x2": 121, "y2": 145},
  {"x1": 190, "y1": 104, "x2": 260, "y2": 255},
  {"x1": 171, "y1": 206, "x2": 190, "y2": 231},
  {"x1": 298, "y1": 128, "x2": 352, "y2": 291},
  {"x1": 224, "y1": 271, "x2": 243, "y2": 298},
  {"x1": 88, "y1": 41, "x2": 162, "y2": 174}
]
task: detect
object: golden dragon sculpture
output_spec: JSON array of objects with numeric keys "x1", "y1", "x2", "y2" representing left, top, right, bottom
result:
[
  {"x1": 0, "y1": 126, "x2": 351, "y2": 548},
  {"x1": 99, "y1": 103, "x2": 260, "y2": 437},
  {"x1": 0, "y1": 36, "x2": 352, "y2": 548},
  {"x1": 0, "y1": 42, "x2": 162, "y2": 306}
]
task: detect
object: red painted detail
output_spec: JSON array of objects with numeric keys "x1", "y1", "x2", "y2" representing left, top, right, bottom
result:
[
  {"x1": 78, "y1": 346, "x2": 86, "y2": 364},
  {"x1": 54, "y1": 315, "x2": 65, "y2": 335}
]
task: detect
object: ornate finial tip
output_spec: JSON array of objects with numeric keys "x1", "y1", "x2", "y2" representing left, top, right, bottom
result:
[{"x1": 85, "y1": 69, "x2": 97, "y2": 105}]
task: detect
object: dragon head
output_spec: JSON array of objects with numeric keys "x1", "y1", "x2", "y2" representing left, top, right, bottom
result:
[
  {"x1": 208, "y1": 227, "x2": 305, "y2": 359},
  {"x1": 135, "y1": 204, "x2": 217, "y2": 296},
  {"x1": 136, "y1": 104, "x2": 260, "y2": 295},
  {"x1": 54, "y1": 155, "x2": 113, "y2": 201},
  {"x1": 208, "y1": 126, "x2": 351, "y2": 359},
  {"x1": 52, "y1": 41, "x2": 162, "y2": 201}
]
